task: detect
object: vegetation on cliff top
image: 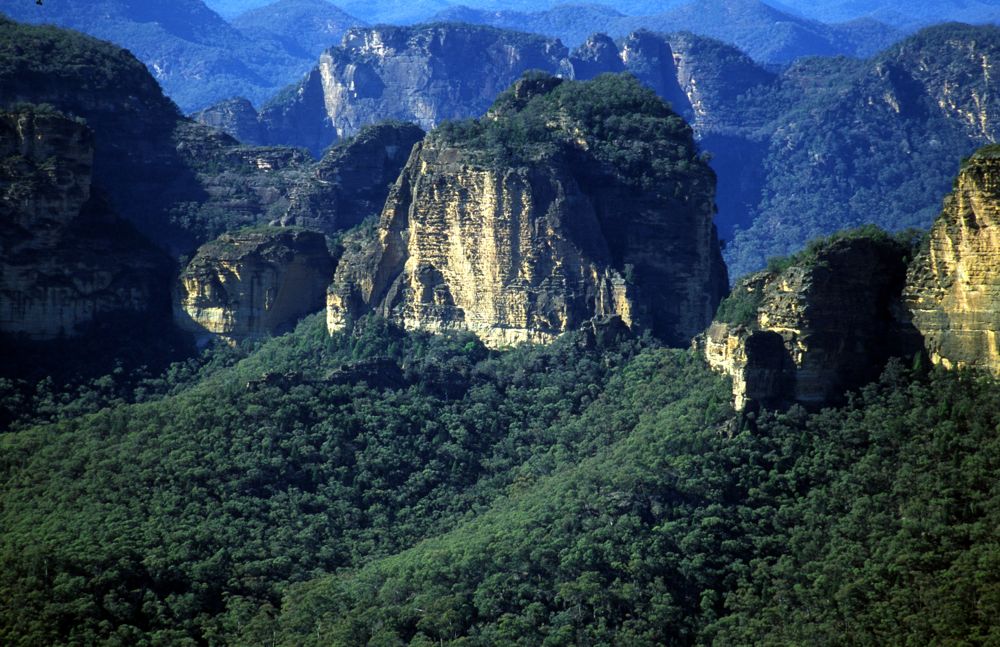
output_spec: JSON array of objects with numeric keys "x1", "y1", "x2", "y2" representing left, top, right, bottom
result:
[
  {"x1": 436, "y1": 72, "x2": 710, "y2": 195},
  {"x1": 715, "y1": 225, "x2": 923, "y2": 325}
]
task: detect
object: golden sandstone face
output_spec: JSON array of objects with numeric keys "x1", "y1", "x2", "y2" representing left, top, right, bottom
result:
[
  {"x1": 327, "y1": 134, "x2": 727, "y2": 349},
  {"x1": 703, "y1": 148, "x2": 1000, "y2": 410},
  {"x1": 175, "y1": 229, "x2": 334, "y2": 344},
  {"x1": 906, "y1": 154, "x2": 1000, "y2": 374}
]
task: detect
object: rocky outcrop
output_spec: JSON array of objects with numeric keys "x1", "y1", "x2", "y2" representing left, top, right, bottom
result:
[
  {"x1": 175, "y1": 227, "x2": 335, "y2": 342},
  {"x1": 698, "y1": 232, "x2": 915, "y2": 409},
  {"x1": 278, "y1": 121, "x2": 424, "y2": 233},
  {"x1": 0, "y1": 19, "x2": 331, "y2": 254},
  {"x1": 905, "y1": 148, "x2": 1000, "y2": 373},
  {"x1": 190, "y1": 97, "x2": 264, "y2": 145},
  {"x1": 256, "y1": 24, "x2": 572, "y2": 155},
  {"x1": 0, "y1": 107, "x2": 169, "y2": 339},
  {"x1": 328, "y1": 74, "x2": 728, "y2": 348}
]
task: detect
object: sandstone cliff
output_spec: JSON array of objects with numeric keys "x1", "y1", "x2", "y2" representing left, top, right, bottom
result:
[
  {"x1": 905, "y1": 148, "x2": 1000, "y2": 373},
  {"x1": 255, "y1": 24, "x2": 572, "y2": 155},
  {"x1": 699, "y1": 231, "x2": 914, "y2": 409},
  {"x1": 0, "y1": 107, "x2": 170, "y2": 339},
  {"x1": 278, "y1": 121, "x2": 424, "y2": 234},
  {"x1": 328, "y1": 74, "x2": 728, "y2": 348},
  {"x1": 175, "y1": 227, "x2": 334, "y2": 342}
]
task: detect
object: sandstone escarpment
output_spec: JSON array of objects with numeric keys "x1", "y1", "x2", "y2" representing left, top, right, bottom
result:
[
  {"x1": 905, "y1": 149, "x2": 1000, "y2": 373},
  {"x1": 279, "y1": 121, "x2": 424, "y2": 234},
  {"x1": 256, "y1": 24, "x2": 571, "y2": 155},
  {"x1": 175, "y1": 227, "x2": 334, "y2": 342},
  {"x1": 328, "y1": 74, "x2": 728, "y2": 348},
  {"x1": 0, "y1": 107, "x2": 169, "y2": 339},
  {"x1": 699, "y1": 232, "x2": 915, "y2": 409}
]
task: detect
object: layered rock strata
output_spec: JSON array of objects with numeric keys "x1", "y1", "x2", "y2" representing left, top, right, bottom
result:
[
  {"x1": 699, "y1": 233, "x2": 914, "y2": 409},
  {"x1": 0, "y1": 108, "x2": 169, "y2": 339},
  {"x1": 905, "y1": 149, "x2": 1000, "y2": 373},
  {"x1": 328, "y1": 74, "x2": 728, "y2": 348},
  {"x1": 175, "y1": 228, "x2": 334, "y2": 342}
]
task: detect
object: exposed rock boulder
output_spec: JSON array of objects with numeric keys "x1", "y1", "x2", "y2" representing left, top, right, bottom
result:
[
  {"x1": 0, "y1": 107, "x2": 170, "y2": 339},
  {"x1": 175, "y1": 227, "x2": 334, "y2": 342},
  {"x1": 328, "y1": 74, "x2": 728, "y2": 348},
  {"x1": 698, "y1": 231, "x2": 916, "y2": 409},
  {"x1": 905, "y1": 147, "x2": 1000, "y2": 373},
  {"x1": 278, "y1": 121, "x2": 424, "y2": 233}
]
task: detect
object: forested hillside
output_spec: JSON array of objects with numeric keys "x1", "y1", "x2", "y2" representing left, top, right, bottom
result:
[{"x1": 2, "y1": 313, "x2": 998, "y2": 645}]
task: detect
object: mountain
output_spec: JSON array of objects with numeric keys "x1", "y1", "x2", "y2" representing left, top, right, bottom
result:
[
  {"x1": 773, "y1": 0, "x2": 1000, "y2": 29},
  {"x1": 431, "y1": 4, "x2": 626, "y2": 47},
  {"x1": 0, "y1": 18, "x2": 344, "y2": 254},
  {"x1": 327, "y1": 73, "x2": 728, "y2": 347},
  {"x1": 429, "y1": 0, "x2": 901, "y2": 59},
  {"x1": 231, "y1": 0, "x2": 363, "y2": 59},
  {"x1": 724, "y1": 23, "x2": 1000, "y2": 276},
  {"x1": 618, "y1": 0, "x2": 901, "y2": 62},
  {"x1": 0, "y1": 0, "x2": 318, "y2": 112},
  {"x1": 240, "y1": 23, "x2": 571, "y2": 155}
]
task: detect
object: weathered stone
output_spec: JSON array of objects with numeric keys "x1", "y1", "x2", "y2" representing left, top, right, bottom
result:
[
  {"x1": 0, "y1": 108, "x2": 169, "y2": 339},
  {"x1": 699, "y1": 234, "x2": 914, "y2": 409},
  {"x1": 279, "y1": 121, "x2": 424, "y2": 233},
  {"x1": 905, "y1": 149, "x2": 1000, "y2": 373},
  {"x1": 190, "y1": 97, "x2": 264, "y2": 145},
  {"x1": 257, "y1": 24, "x2": 572, "y2": 155},
  {"x1": 328, "y1": 75, "x2": 728, "y2": 348},
  {"x1": 175, "y1": 228, "x2": 335, "y2": 342}
]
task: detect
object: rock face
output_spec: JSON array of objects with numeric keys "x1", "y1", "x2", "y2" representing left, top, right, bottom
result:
[
  {"x1": 0, "y1": 107, "x2": 169, "y2": 339},
  {"x1": 699, "y1": 233, "x2": 914, "y2": 409},
  {"x1": 328, "y1": 74, "x2": 728, "y2": 348},
  {"x1": 190, "y1": 97, "x2": 264, "y2": 145},
  {"x1": 175, "y1": 228, "x2": 335, "y2": 342},
  {"x1": 255, "y1": 24, "x2": 572, "y2": 155},
  {"x1": 0, "y1": 19, "x2": 331, "y2": 254},
  {"x1": 278, "y1": 121, "x2": 424, "y2": 233},
  {"x1": 905, "y1": 148, "x2": 1000, "y2": 373}
]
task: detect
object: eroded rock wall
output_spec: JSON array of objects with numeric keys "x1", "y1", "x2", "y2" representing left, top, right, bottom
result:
[
  {"x1": 905, "y1": 151, "x2": 1000, "y2": 373},
  {"x1": 0, "y1": 108, "x2": 169, "y2": 339},
  {"x1": 175, "y1": 228, "x2": 334, "y2": 342}
]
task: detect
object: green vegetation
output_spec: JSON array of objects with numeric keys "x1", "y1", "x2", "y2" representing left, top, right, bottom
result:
[
  {"x1": 436, "y1": 73, "x2": 708, "y2": 195},
  {"x1": 723, "y1": 24, "x2": 1000, "y2": 277},
  {"x1": 713, "y1": 279, "x2": 766, "y2": 326},
  {"x1": 2, "y1": 310, "x2": 999, "y2": 645}
]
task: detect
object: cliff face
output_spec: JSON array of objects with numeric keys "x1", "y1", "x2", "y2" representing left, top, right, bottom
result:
[
  {"x1": 0, "y1": 19, "x2": 331, "y2": 254},
  {"x1": 328, "y1": 74, "x2": 727, "y2": 348},
  {"x1": 700, "y1": 233, "x2": 914, "y2": 409},
  {"x1": 175, "y1": 228, "x2": 334, "y2": 342},
  {"x1": 279, "y1": 121, "x2": 424, "y2": 234},
  {"x1": 0, "y1": 108, "x2": 169, "y2": 339},
  {"x1": 190, "y1": 97, "x2": 264, "y2": 145},
  {"x1": 905, "y1": 150, "x2": 1000, "y2": 373},
  {"x1": 256, "y1": 24, "x2": 571, "y2": 155}
]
